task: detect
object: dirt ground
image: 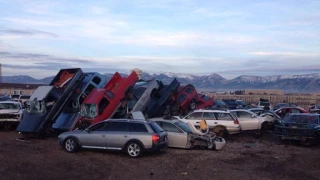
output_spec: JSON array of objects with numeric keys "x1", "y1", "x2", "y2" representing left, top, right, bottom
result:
[{"x1": 0, "y1": 131, "x2": 319, "y2": 180}]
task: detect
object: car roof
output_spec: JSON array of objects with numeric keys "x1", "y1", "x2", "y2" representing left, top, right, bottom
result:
[
  {"x1": 101, "y1": 119, "x2": 151, "y2": 123},
  {"x1": 193, "y1": 109, "x2": 230, "y2": 113},
  {"x1": 151, "y1": 118, "x2": 180, "y2": 124}
]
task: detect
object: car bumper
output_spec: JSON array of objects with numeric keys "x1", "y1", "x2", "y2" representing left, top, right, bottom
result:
[
  {"x1": 145, "y1": 141, "x2": 168, "y2": 152},
  {"x1": 275, "y1": 134, "x2": 315, "y2": 141}
]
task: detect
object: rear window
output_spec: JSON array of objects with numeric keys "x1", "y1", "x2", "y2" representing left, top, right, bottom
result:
[
  {"x1": 215, "y1": 113, "x2": 234, "y2": 121},
  {"x1": 149, "y1": 122, "x2": 164, "y2": 133},
  {"x1": 128, "y1": 123, "x2": 148, "y2": 132}
]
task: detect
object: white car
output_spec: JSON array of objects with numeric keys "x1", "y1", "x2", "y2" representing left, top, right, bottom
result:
[
  {"x1": 256, "y1": 100, "x2": 272, "y2": 110},
  {"x1": 174, "y1": 109, "x2": 241, "y2": 136},
  {"x1": 230, "y1": 109, "x2": 273, "y2": 135},
  {"x1": 0, "y1": 100, "x2": 24, "y2": 130}
]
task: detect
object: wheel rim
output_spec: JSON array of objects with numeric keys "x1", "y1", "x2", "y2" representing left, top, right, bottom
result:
[
  {"x1": 128, "y1": 143, "x2": 140, "y2": 157},
  {"x1": 65, "y1": 139, "x2": 75, "y2": 152}
]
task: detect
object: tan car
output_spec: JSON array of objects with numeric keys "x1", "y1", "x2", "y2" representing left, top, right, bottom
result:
[{"x1": 149, "y1": 118, "x2": 226, "y2": 150}]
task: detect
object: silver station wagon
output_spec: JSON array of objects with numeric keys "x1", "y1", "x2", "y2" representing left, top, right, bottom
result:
[{"x1": 58, "y1": 119, "x2": 168, "y2": 158}]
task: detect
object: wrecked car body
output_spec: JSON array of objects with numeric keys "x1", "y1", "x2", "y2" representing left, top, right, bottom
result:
[
  {"x1": 196, "y1": 94, "x2": 214, "y2": 110},
  {"x1": 52, "y1": 72, "x2": 107, "y2": 132},
  {"x1": 72, "y1": 71, "x2": 139, "y2": 130},
  {"x1": 144, "y1": 78, "x2": 180, "y2": 118},
  {"x1": 146, "y1": 116, "x2": 226, "y2": 150},
  {"x1": 16, "y1": 68, "x2": 84, "y2": 135},
  {"x1": 0, "y1": 101, "x2": 24, "y2": 130},
  {"x1": 274, "y1": 113, "x2": 320, "y2": 145},
  {"x1": 166, "y1": 84, "x2": 198, "y2": 116},
  {"x1": 113, "y1": 78, "x2": 161, "y2": 118}
]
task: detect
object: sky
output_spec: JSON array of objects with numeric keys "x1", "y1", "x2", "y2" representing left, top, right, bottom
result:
[{"x1": 0, "y1": 0, "x2": 319, "y2": 79}]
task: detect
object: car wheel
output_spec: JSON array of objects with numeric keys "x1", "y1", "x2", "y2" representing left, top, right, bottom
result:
[
  {"x1": 189, "y1": 100, "x2": 196, "y2": 111},
  {"x1": 64, "y1": 137, "x2": 79, "y2": 153},
  {"x1": 213, "y1": 126, "x2": 228, "y2": 137},
  {"x1": 126, "y1": 142, "x2": 143, "y2": 158}
]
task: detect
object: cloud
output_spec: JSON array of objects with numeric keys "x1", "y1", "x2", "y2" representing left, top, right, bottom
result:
[
  {"x1": 1, "y1": 29, "x2": 59, "y2": 38},
  {"x1": 193, "y1": 8, "x2": 244, "y2": 18}
]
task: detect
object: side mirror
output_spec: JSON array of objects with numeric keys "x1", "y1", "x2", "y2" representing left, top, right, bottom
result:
[{"x1": 252, "y1": 114, "x2": 256, "y2": 118}]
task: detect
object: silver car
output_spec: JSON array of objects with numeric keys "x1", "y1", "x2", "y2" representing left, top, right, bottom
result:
[{"x1": 58, "y1": 119, "x2": 168, "y2": 158}]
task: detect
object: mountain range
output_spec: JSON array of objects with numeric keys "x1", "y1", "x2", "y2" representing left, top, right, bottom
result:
[{"x1": 2, "y1": 72, "x2": 320, "y2": 93}]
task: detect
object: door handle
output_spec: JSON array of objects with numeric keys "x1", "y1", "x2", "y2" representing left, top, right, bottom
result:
[
  {"x1": 196, "y1": 122, "x2": 200, "y2": 123},
  {"x1": 124, "y1": 135, "x2": 128, "y2": 138},
  {"x1": 102, "y1": 135, "x2": 105, "y2": 137},
  {"x1": 214, "y1": 122, "x2": 218, "y2": 124}
]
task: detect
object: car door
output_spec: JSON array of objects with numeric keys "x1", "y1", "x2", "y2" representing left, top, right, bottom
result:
[
  {"x1": 160, "y1": 121, "x2": 188, "y2": 148},
  {"x1": 236, "y1": 111, "x2": 259, "y2": 130},
  {"x1": 104, "y1": 121, "x2": 130, "y2": 150},
  {"x1": 80, "y1": 122, "x2": 108, "y2": 149},
  {"x1": 214, "y1": 112, "x2": 239, "y2": 131},
  {"x1": 181, "y1": 112, "x2": 203, "y2": 126},
  {"x1": 202, "y1": 112, "x2": 218, "y2": 128}
]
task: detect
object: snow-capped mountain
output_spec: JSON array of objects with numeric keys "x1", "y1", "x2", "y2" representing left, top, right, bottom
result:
[{"x1": 2, "y1": 72, "x2": 320, "y2": 93}]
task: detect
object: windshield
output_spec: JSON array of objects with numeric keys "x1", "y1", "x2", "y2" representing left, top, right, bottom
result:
[
  {"x1": 27, "y1": 100, "x2": 47, "y2": 115},
  {"x1": 80, "y1": 104, "x2": 97, "y2": 118},
  {"x1": 284, "y1": 115, "x2": 319, "y2": 124},
  {"x1": 0, "y1": 103, "x2": 20, "y2": 110},
  {"x1": 174, "y1": 121, "x2": 192, "y2": 133}
]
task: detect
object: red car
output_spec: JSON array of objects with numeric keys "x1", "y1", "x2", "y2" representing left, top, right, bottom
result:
[
  {"x1": 71, "y1": 71, "x2": 139, "y2": 130},
  {"x1": 274, "y1": 107, "x2": 308, "y2": 118},
  {"x1": 169, "y1": 84, "x2": 198, "y2": 115},
  {"x1": 196, "y1": 94, "x2": 214, "y2": 109}
]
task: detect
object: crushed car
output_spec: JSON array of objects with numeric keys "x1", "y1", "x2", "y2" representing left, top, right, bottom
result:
[
  {"x1": 144, "y1": 78, "x2": 180, "y2": 118},
  {"x1": 0, "y1": 100, "x2": 24, "y2": 130},
  {"x1": 274, "y1": 113, "x2": 320, "y2": 146},
  {"x1": 196, "y1": 94, "x2": 214, "y2": 110},
  {"x1": 72, "y1": 71, "x2": 139, "y2": 130},
  {"x1": 113, "y1": 78, "x2": 161, "y2": 118},
  {"x1": 16, "y1": 68, "x2": 85, "y2": 136},
  {"x1": 150, "y1": 118, "x2": 226, "y2": 150},
  {"x1": 167, "y1": 84, "x2": 198, "y2": 116},
  {"x1": 52, "y1": 72, "x2": 108, "y2": 132}
]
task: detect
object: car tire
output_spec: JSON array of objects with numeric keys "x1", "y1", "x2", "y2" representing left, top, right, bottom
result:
[
  {"x1": 64, "y1": 137, "x2": 80, "y2": 153},
  {"x1": 189, "y1": 100, "x2": 197, "y2": 111},
  {"x1": 126, "y1": 141, "x2": 143, "y2": 158},
  {"x1": 213, "y1": 126, "x2": 228, "y2": 137}
]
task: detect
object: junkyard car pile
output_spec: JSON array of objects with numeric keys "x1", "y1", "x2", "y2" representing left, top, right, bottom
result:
[{"x1": 1, "y1": 68, "x2": 320, "y2": 158}]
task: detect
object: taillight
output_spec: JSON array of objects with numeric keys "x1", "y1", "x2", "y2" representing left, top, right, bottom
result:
[
  {"x1": 234, "y1": 119, "x2": 239, "y2": 124},
  {"x1": 152, "y1": 134, "x2": 160, "y2": 143}
]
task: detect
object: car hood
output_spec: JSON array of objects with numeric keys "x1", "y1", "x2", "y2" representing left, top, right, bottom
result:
[{"x1": 0, "y1": 109, "x2": 21, "y2": 114}]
